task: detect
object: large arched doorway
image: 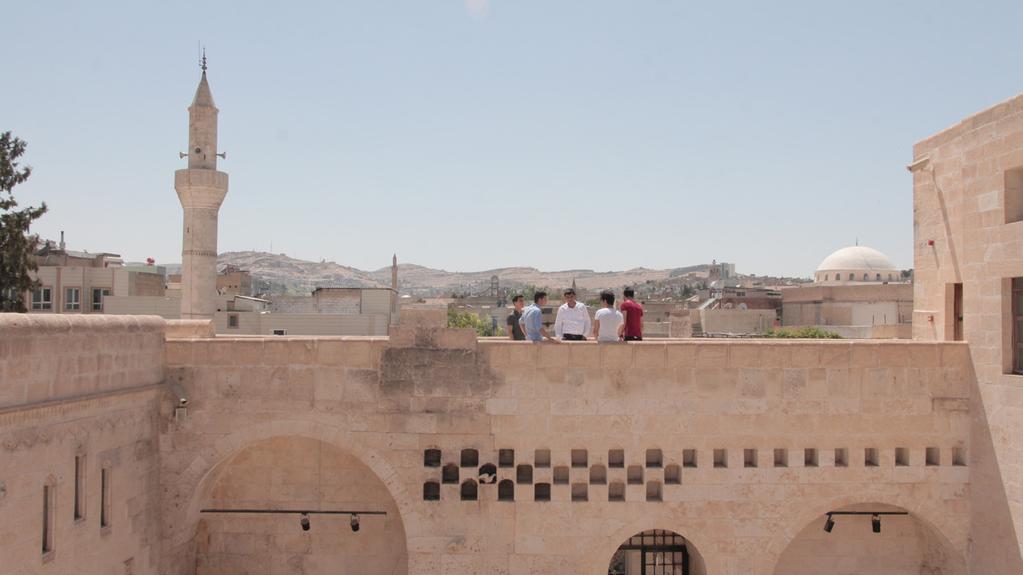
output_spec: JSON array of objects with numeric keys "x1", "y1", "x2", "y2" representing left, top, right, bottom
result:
[
  {"x1": 608, "y1": 529, "x2": 707, "y2": 575},
  {"x1": 773, "y1": 502, "x2": 965, "y2": 575},
  {"x1": 194, "y1": 436, "x2": 407, "y2": 574}
]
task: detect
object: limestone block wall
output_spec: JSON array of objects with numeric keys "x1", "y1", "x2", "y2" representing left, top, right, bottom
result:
[
  {"x1": 0, "y1": 315, "x2": 167, "y2": 575},
  {"x1": 0, "y1": 314, "x2": 165, "y2": 409},
  {"x1": 161, "y1": 333, "x2": 973, "y2": 575},
  {"x1": 912, "y1": 93, "x2": 1023, "y2": 572}
]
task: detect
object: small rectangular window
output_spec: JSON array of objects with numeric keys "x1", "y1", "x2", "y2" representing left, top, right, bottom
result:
[
  {"x1": 74, "y1": 455, "x2": 86, "y2": 521},
  {"x1": 32, "y1": 287, "x2": 52, "y2": 310},
  {"x1": 227, "y1": 313, "x2": 239, "y2": 328},
  {"x1": 42, "y1": 484, "x2": 55, "y2": 555},
  {"x1": 92, "y1": 288, "x2": 110, "y2": 311},
  {"x1": 834, "y1": 448, "x2": 848, "y2": 467},
  {"x1": 1013, "y1": 278, "x2": 1023, "y2": 374},
  {"x1": 100, "y1": 467, "x2": 111, "y2": 529},
  {"x1": 65, "y1": 287, "x2": 80, "y2": 310},
  {"x1": 1005, "y1": 167, "x2": 1023, "y2": 224}
]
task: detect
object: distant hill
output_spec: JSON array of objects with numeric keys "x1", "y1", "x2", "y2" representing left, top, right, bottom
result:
[{"x1": 168, "y1": 251, "x2": 715, "y2": 296}]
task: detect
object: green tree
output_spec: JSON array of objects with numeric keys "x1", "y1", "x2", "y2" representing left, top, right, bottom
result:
[
  {"x1": 0, "y1": 132, "x2": 47, "y2": 312},
  {"x1": 447, "y1": 308, "x2": 501, "y2": 337}
]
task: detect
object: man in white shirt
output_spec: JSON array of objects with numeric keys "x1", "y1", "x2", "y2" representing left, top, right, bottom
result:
[
  {"x1": 554, "y1": 288, "x2": 591, "y2": 341},
  {"x1": 593, "y1": 291, "x2": 624, "y2": 342}
]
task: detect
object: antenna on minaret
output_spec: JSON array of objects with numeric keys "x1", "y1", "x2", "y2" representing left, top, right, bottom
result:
[{"x1": 200, "y1": 47, "x2": 207, "y2": 73}]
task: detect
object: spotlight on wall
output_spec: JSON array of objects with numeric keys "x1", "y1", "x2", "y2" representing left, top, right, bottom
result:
[
  {"x1": 350, "y1": 514, "x2": 360, "y2": 532},
  {"x1": 871, "y1": 514, "x2": 881, "y2": 534},
  {"x1": 823, "y1": 514, "x2": 835, "y2": 533},
  {"x1": 300, "y1": 513, "x2": 310, "y2": 532}
]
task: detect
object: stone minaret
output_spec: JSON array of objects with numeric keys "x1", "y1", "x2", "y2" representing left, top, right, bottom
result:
[
  {"x1": 175, "y1": 55, "x2": 228, "y2": 320},
  {"x1": 390, "y1": 254, "x2": 399, "y2": 326}
]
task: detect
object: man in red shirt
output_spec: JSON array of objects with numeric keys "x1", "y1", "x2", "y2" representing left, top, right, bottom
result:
[{"x1": 620, "y1": 287, "x2": 644, "y2": 341}]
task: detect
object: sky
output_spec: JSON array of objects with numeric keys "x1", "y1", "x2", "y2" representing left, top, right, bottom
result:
[{"x1": 5, "y1": 1, "x2": 1023, "y2": 277}]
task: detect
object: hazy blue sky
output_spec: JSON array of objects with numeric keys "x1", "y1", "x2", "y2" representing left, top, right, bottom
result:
[{"x1": 5, "y1": 1, "x2": 1022, "y2": 276}]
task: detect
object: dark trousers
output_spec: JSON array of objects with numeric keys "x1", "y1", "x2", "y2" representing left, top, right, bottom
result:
[
  {"x1": 624, "y1": 335, "x2": 643, "y2": 341},
  {"x1": 562, "y1": 334, "x2": 587, "y2": 341}
]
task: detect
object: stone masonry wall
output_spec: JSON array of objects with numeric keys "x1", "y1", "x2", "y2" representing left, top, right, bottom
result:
[
  {"x1": 0, "y1": 315, "x2": 167, "y2": 575},
  {"x1": 161, "y1": 330, "x2": 973, "y2": 575},
  {"x1": 912, "y1": 92, "x2": 1023, "y2": 573}
]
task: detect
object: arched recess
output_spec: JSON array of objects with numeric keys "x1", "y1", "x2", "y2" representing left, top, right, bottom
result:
[
  {"x1": 194, "y1": 436, "x2": 408, "y2": 574},
  {"x1": 771, "y1": 502, "x2": 966, "y2": 575},
  {"x1": 163, "y1": 419, "x2": 414, "y2": 574},
  {"x1": 586, "y1": 511, "x2": 720, "y2": 574},
  {"x1": 606, "y1": 529, "x2": 708, "y2": 575}
]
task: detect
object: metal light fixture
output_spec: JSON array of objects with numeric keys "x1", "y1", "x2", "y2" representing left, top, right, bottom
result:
[
  {"x1": 300, "y1": 513, "x2": 310, "y2": 531},
  {"x1": 350, "y1": 514, "x2": 360, "y2": 532},
  {"x1": 821, "y1": 510, "x2": 906, "y2": 535}
]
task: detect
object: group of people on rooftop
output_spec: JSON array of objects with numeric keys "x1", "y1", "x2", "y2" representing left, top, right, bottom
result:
[{"x1": 506, "y1": 288, "x2": 644, "y2": 343}]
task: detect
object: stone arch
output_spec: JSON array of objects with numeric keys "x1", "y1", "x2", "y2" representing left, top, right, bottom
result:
[
  {"x1": 763, "y1": 496, "x2": 966, "y2": 575},
  {"x1": 164, "y1": 419, "x2": 414, "y2": 570},
  {"x1": 585, "y1": 510, "x2": 721, "y2": 574}
]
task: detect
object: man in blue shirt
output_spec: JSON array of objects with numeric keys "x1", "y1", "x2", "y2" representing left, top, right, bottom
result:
[{"x1": 520, "y1": 291, "x2": 557, "y2": 342}]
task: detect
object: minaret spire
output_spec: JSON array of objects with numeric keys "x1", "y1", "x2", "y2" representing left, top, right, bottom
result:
[
  {"x1": 175, "y1": 60, "x2": 229, "y2": 322},
  {"x1": 200, "y1": 47, "x2": 207, "y2": 73}
]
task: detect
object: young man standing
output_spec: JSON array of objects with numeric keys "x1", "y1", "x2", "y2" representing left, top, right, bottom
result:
[
  {"x1": 506, "y1": 295, "x2": 526, "y2": 341},
  {"x1": 520, "y1": 291, "x2": 557, "y2": 343},
  {"x1": 593, "y1": 291, "x2": 624, "y2": 342},
  {"x1": 620, "y1": 287, "x2": 644, "y2": 341},
  {"x1": 554, "y1": 288, "x2": 591, "y2": 341}
]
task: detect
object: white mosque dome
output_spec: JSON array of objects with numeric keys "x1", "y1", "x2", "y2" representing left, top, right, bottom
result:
[{"x1": 814, "y1": 246, "x2": 900, "y2": 284}]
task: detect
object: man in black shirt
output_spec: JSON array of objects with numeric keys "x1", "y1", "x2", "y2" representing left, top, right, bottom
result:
[{"x1": 506, "y1": 295, "x2": 526, "y2": 340}]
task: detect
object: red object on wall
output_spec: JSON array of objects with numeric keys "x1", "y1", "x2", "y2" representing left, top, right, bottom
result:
[{"x1": 927, "y1": 239, "x2": 935, "y2": 246}]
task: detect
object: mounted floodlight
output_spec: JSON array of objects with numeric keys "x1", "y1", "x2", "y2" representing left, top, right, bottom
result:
[
  {"x1": 872, "y1": 514, "x2": 881, "y2": 533},
  {"x1": 823, "y1": 514, "x2": 835, "y2": 533},
  {"x1": 300, "y1": 513, "x2": 310, "y2": 531},
  {"x1": 350, "y1": 514, "x2": 360, "y2": 532}
]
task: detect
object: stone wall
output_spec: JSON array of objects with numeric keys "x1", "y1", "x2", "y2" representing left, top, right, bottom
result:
[
  {"x1": 161, "y1": 331, "x2": 973, "y2": 574},
  {"x1": 0, "y1": 315, "x2": 166, "y2": 575},
  {"x1": 912, "y1": 92, "x2": 1023, "y2": 573}
]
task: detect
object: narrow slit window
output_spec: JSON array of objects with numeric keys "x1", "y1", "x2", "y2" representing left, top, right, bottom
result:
[
  {"x1": 74, "y1": 454, "x2": 86, "y2": 521},
  {"x1": 100, "y1": 467, "x2": 111, "y2": 529},
  {"x1": 42, "y1": 484, "x2": 55, "y2": 555}
]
